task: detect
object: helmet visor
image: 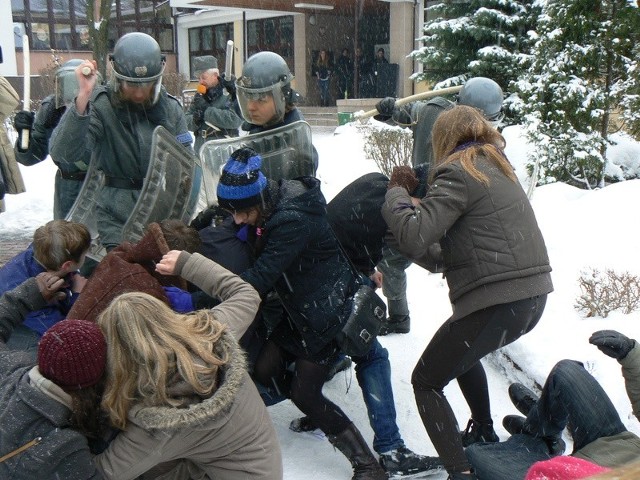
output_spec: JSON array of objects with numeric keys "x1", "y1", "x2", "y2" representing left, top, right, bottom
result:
[
  {"x1": 55, "y1": 69, "x2": 80, "y2": 109},
  {"x1": 236, "y1": 82, "x2": 286, "y2": 126}
]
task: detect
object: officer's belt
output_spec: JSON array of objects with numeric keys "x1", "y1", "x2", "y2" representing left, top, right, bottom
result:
[
  {"x1": 59, "y1": 170, "x2": 87, "y2": 182},
  {"x1": 104, "y1": 176, "x2": 143, "y2": 190}
]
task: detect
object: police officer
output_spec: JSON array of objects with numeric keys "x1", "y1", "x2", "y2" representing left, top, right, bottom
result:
[
  {"x1": 50, "y1": 32, "x2": 192, "y2": 251},
  {"x1": 374, "y1": 77, "x2": 505, "y2": 335},
  {"x1": 186, "y1": 55, "x2": 241, "y2": 155},
  {"x1": 14, "y1": 59, "x2": 96, "y2": 219}
]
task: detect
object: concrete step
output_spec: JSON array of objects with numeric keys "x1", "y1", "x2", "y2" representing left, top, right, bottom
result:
[{"x1": 298, "y1": 106, "x2": 339, "y2": 127}]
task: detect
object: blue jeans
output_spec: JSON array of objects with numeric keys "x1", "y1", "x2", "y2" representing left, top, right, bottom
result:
[
  {"x1": 352, "y1": 339, "x2": 403, "y2": 453},
  {"x1": 527, "y1": 359, "x2": 626, "y2": 449}
]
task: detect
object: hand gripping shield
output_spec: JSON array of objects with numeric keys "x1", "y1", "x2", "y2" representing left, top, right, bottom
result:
[
  {"x1": 66, "y1": 126, "x2": 201, "y2": 261},
  {"x1": 197, "y1": 120, "x2": 314, "y2": 209}
]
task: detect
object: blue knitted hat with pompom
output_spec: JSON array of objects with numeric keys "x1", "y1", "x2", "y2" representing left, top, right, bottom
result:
[{"x1": 216, "y1": 147, "x2": 268, "y2": 212}]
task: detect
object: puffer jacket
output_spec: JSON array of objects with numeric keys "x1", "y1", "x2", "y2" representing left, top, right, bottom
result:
[
  {"x1": 95, "y1": 253, "x2": 281, "y2": 479},
  {"x1": 0, "y1": 278, "x2": 102, "y2": 480},
  {"x1": 383, "y1": 154, "x2": 553, "y2": 320},
  {"x1": 241, "y1": 177, "x2": 357, "y2": 356}
]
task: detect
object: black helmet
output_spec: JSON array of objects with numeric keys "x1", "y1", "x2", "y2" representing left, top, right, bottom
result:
[
  {"x1": 458, "y1": 77, "x2": 504, "y2": 125},
  {"x1": 236, "y1": 51, "x2": 299, "y2": 126},
  {"x1": 109, "y1": 32, "x2": 165, "y2": 103}
]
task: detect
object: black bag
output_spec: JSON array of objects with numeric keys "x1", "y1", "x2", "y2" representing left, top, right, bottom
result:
[{"x1": 338, "y1": 279, "x2": 386, "y2": 357}]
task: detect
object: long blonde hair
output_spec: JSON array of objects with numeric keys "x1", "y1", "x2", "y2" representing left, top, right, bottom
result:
[
  {"x1": 587, "y1": 462, "x2": 640, "y2": 479},
  {"x1": 431, "y1": 105, "x2": 516, "y2": 186},
  {"x1": 97, "y1": 292, "x2": 227, "y2": 430}
]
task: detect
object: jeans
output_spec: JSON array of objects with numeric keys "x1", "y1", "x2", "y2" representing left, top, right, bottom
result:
[
  {"x1": 318, "y1": 78, "x2": 330, "y2": 106},
  {"x1": 377, "y1": 246, "x2": 411, "y2": 318},
  {"x1": 526, "y1": 359, "x2": 626, "y2": 450},
  {"x1": 352, "y1": 339, "x2": 403, "y2": 453}
]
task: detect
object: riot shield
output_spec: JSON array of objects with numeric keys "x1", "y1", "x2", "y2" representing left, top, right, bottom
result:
[
  {"x1": 67, "y1": 126, "x2": 200, "y2": 261},
  {"x1": 198, "y1": 120, "x2": 314, "y2": 208}
]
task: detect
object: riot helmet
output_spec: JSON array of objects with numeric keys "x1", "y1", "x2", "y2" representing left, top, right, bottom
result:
[
  {"x1": 55, "y1": 59, "x2": 83, "y2": 108},
  {"x1": 236, "y1": 51, "x2": 298, "y2": 126},
  {"x1": 458, "y1": 77, "x2": 504, "y2": 126},
  {"x1": 109, "y1": 32, "x2": 166, "y2": 105}
]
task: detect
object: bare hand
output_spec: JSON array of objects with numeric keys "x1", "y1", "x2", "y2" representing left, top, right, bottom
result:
[
  {"x1": 69, "y1": 272, "x2": 88, "y2": 293},
  {"x1": 35, "y1": 272, "x2": 67, "y2": 303},
  {"x1": 75, "y1": 60, "x2": 98, "y2": 115},
  {"x1": 370, "y1": 271, "x2": 383, "y2": 289},
  {"x1": 156, "y1": 250, "x2": 181, "y2": 276}
]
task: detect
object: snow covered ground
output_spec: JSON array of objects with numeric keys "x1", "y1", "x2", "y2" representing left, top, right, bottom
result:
[{"x1": 1, "y1": 121, "x2": 640, "y2": 479}]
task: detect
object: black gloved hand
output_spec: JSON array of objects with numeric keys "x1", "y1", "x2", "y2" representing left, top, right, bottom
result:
[
  {"x1": 412, "y1": 163, "x2": 430, "y2": 198},
  {"x1": 388, "y1": 165, "x2": 419, "y2": 192},
  {"x1": 375, "y1": 97, "x2": 397, "y2": 117},
  {"x1": 191, "y1": 94, "x2": 208, "y2": 124},
  {"x1": 42, "y1": 103, "x2": 66, "y2": 129},
  {"x1": 13, "y1": 110, "x2": 34, "y2": 131},
  {"x1": 220, "y1": 73, "x2": 237, "y2": 100},
  {"x1": 589, "y1": 330, "x2": 636, "y2": 360}
]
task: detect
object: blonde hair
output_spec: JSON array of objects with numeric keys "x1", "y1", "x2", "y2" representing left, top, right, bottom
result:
[
  {"x1": 97, "y1": 292, "x2": 227, "y2": 430},
  {"x1": 587, "y1": 462, "x2": 640, "y2": 479},
  {"x1": 431, "y1": 105, "x2": 516, "y2": 186}
]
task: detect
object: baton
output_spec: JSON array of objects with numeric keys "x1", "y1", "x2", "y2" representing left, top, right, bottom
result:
[
  {"x1": 20, "y1": 34, "x2": 30, "y2": 150},
  {"x1": 354, "y1": 85, "x2": 464, "y2": 121},
  {"x1": 225, "y1": 40, "x2": 234, "y2": 78}
]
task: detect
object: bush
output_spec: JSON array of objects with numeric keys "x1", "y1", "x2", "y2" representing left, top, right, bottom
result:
[
  {"x1": 357, "y1": 123, "x2": 413, "y2": 177},
  {"x1": 163, "y1": 71, "x2": 189, "y2": 100},
  {"x1": 575, "y1": 268, "x2": 640, "y2": 318}
]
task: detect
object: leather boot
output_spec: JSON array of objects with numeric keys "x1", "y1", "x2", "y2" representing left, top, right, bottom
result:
[{"x1": 327, "y1": 423, "x2": 387, "y2": 480}]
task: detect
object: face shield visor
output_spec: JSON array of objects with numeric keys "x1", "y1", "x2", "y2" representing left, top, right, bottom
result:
[
  {"x1": 109, "y1": 60, "x2": 165, "y2": 105},
  {"x1": 484, "y1": 109, "x2": 505, "y2": 129},
  {"x1": 55, "y1": 68, "x2": 80, "y2": 109},
  {"x1": 236, "y1": 80, "x2": 287, "y2": 127}
]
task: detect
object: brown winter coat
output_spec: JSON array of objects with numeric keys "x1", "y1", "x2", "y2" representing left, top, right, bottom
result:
[
  {"x1": 95, "y1": 252, "x2": 282, "y2": 480},
  {"x1": 382, "y1": 155, "x2": 553, "y2": 320},
  {"x1": 0, "y1": 76, "x2": 26, "y2": 212}
]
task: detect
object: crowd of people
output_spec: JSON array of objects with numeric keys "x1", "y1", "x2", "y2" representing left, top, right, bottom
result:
[{"x1": 1, "y1": 30, "x2": 639, "y2": 480}]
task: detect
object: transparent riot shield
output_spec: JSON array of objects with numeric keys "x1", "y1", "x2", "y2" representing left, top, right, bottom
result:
[
  {"x1": 197, "y1": 120, "x2": 314, "y2": 209},
  {"x1": 67, "y1": 126, "x2": 200, "y2": 261}
]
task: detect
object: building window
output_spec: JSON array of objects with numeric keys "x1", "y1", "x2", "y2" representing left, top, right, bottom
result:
[
  {"x1": 246, "y1": 16, "x2": 293, "y2": 61},
  {"x1": 188, "y1": 23, "x2": 233, "y2": 79},
  {"x1": 11, "y1": 0, "x2": 174, "y2": 52}
]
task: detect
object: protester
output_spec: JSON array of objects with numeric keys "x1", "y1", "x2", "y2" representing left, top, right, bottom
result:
[
  {"x1": 49, "y1": 32, "x2": 192, "y2": 250},
  {"x1": 0, "y1": 75, "x2": 25, "y2": 213},
  {"x1": 186, "y1": 55, "x2": 242, "y2": 154},
  {"x1": 94, "y1": 249, "x2": 282, "y2": 479},
  {"x1": 374, "y1": 77, "x2": 505, "y2": 336},
  {"x1": 0, "y1": 273, "x2": 106, "y2": 479},
  {"x1": 382, "y1": 105, "x2": 553, "y2": 479},
  {"x1": 0, "y1": 219, "x2": 90, "y2": 353}
]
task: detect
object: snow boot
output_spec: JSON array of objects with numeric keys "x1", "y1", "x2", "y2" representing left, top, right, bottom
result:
[
  {"x1": 508, "y1": 383, "x2": 538, "y2": 415},
  {"x1": 379, "y1": 314, "x2": 411, "y2": 335},
  {"x1": 460, "y1": 419, "x2": 499, "y2": 447},
  {"x1": 327, "y1": 423, "x2": 387, "y2": 480}
]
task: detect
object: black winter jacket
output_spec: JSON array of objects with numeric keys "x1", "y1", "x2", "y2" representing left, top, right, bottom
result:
[
  {"x1": 241, "y1": 177, "x2": 356, "y2": 355},
  {"x1": 383, "y1": 155, "x2": 553, "y2": 320}
]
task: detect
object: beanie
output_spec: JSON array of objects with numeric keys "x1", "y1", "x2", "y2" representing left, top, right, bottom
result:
[
  {"x1": 525, "y1": 456, "x2": 609, "y2": 480},
  {"x1": 38, "y1": 319, "x2": 107, "y2": 391},
  {"x1": 216, "y1": 147, "x2": 268, "y2": 212}
]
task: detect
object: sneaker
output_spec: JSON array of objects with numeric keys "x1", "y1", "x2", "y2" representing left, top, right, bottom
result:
[
  {"x1": 460, "y1": 419, "x2": 499, "y2": 447},
  {"x1": 289, "y1": 416, "x2": 317, "y2": 433},
  {"x1": 327, "y1": 355, "x2": 352, "y2": 381},
  {"x1": 379, "y1": 315, "x2": 411, "y2": 335},
  {"x1": 508, "y1": 383, "x2": 539, "y2": 415},
  {"x1": 379, "y1": 446, "x2": 443, "y2": 478}
]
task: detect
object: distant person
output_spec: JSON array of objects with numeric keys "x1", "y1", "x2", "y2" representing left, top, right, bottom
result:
[
  {"x1": 314, "y1": 49, "x2": 332, "y2": 107},
  {"x1": 0, "y1": 220, "x2": 90, "y2": 354},
  {"x1": 382, "y1": 105, "x2": 553, "y2": 480},
  {"x1": 186, "y1": 55, "x2": 242, "y2": 155},
  {"x1": 335, "y1": 48, "x2": 353, "y2": 100},
  {"x1": 50, "y1": 32, "x2": 192, "y2": 251},
  {"x1": 14, "y1": 59, "x2": 97, "y2": 219},
  {"x1": 374, "y1": 47, "x2": 388, "y2": 65},
  {"x1": 0, "y1": 273, "x2": 106, "y2": 479},
  {"x1": 355, "y1": 47, "x2": 373, "y2": 98}
]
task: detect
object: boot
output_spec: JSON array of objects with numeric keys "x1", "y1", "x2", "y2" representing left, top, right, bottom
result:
[
  {"x1": 379, "y1": 315, "x2": 411, "y2": 335},
  {"x1": 327, "y1": 423, "x2": 387, "y2": 480},
  {"x1": 508, "y1": 383, "x2": 538, "y2": 415},
  {"x1": 502, "y1": 415, "x2": 566, "y2": 456},
  {"x1": 460, "y1": 419, "x2": 499, "y2": 447}
]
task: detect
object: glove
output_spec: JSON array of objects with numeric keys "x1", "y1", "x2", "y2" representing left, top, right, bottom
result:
[
  {"x1": 388, "y1": 165, "x2": 419, "y2": 193},
  {"x1": 13, "y1": 110, "x2": 34, "y2": 131},
  {"x1": 412, "y1": 163, "x2": 430, "y2": 198},
  {"x1": 375, "y1": 97, "x2": 397, "y2": 117},
  {"x1": 35, "y1": 272, "x2": 67, "y2": 303},
  {"x1": 192, "y1": 94, "x2": 209, "y2": 114},
  {"x1": 42, "y1": 103, "x2": 66, "y2": 129},
  {"x1": 220, "y1": 73, "x2": 237, "y2": 100},
  {"x1": 589, "y1": 330, "x2": 636, "y2": 360}
]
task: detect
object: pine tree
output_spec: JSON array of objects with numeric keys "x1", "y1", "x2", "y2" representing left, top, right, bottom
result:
[
  {"x1": 411, "y1": 0, "x2": 539, "y2": 123},
  {"x1": 518, "y1": 0, "x2": 639, "y2": 189}
]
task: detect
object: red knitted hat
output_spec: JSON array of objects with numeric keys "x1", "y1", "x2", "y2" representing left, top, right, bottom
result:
[
  {"x1": 525, "y1": 456, "x2": 610, "y2": 480},
  {"x1": 37, "y1": 319, "x2": 107, "y2": 391}
]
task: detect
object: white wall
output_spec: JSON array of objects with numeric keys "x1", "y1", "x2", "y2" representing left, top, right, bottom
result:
[{"x1": 0, "y1": 1, "x2": 18, "y2": 76}]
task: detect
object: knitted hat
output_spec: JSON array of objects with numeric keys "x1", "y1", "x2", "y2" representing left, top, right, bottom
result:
[
  {"x1": 217, "y1": 147, "x2": 268, "y2": 212},
  {"x1": 525, "y1": 456, "x2": 609, "y2": 480},
  {"x1": 38, "y1": 319, "x2": 107, "y2": 391}
]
